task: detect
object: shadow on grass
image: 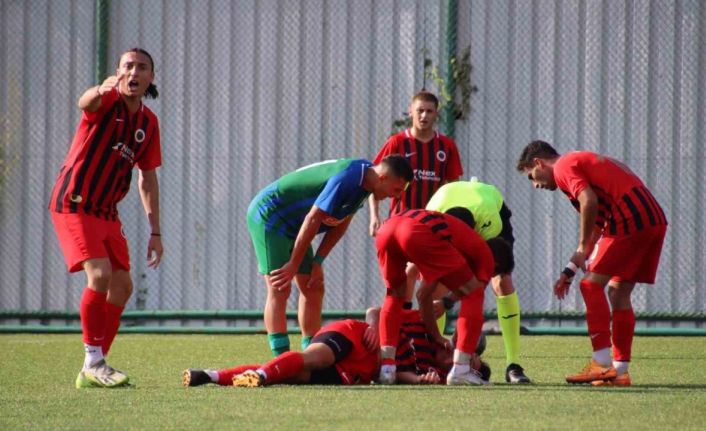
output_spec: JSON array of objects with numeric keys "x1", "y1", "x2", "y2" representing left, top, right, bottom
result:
[{"x1": 257, "y1": 382, "x2": 706, "y2": 393}]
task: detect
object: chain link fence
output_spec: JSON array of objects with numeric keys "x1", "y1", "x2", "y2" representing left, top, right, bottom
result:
[{"x1": 1, "y1": 0, "x2": 704, "y2": 325}]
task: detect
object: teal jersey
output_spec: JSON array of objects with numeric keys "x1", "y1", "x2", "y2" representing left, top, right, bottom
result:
[
  {"x1": 247, "y1": 158, "x2": 372, "y2": 238},
  {"x1": 426, "y1": 180, "x2": 504, "y2": 240}
]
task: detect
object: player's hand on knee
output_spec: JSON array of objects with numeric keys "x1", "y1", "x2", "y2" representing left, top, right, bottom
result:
[{"x1": 269, "y1": 263, "x2": 296, "y2": 291}]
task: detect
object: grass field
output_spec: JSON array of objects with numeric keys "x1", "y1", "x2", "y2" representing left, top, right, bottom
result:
[{"x1": 1, "y1": 333, "x2": 705, "y2": 431}]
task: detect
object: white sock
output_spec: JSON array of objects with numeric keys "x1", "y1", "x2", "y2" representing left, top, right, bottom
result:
[
  {"x1": 613, "y1": 361, "x2": 629, "y2": 375},
  {"x1": 205, "y1": 370, "x2": 219, "y2": 382},
  {"x1": 83, "y1": 344, "x2": 104, "y2": 369},
  {"x1": 453, "y1": 349, "x2": 472, "y2": 365},
  {"x1": 380, "y1": 345, "x2": 396, "y2": 360},
  {"x1": 256, "y1": 369, "x2": 267, "y2": 380},
  {"x1": 592, "y1": 347, "x2": 611, "y2": 366},
  {"x1": 451, "y1": 363, "x2": 470, "y2": 375}
]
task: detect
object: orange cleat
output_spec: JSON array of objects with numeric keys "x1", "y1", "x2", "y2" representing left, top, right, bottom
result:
[
  {"x1": 565, "y1": 359, "x2": 617, "y2": 384},
  {"x1": 592, "y1": 373, "x2": 631, "y2": 387}
]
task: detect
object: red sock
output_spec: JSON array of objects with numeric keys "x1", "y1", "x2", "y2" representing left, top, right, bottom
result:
[
  {"x1": 456, "y1": 288, "x2": 484, "y2": 354},
  {"x1": 102, "y1": 302, "x2": 124, "y2": 355},
  {"x1": 216, "y1": 364, "x2": 261, "y2": 386},
  {"x1": 611, "y1": 308, "x2": 635, "y2": 361},
  {"x1": 579, "y1": 280, "x2": 612, "y2": 351},
  {"x1": 380, "y1": 295, "x2": 405, "y2": 348},
  {"x1": 79, "y1": 288, "x2": 107, "y2": 346},
  {"x1": 259, "y1": 351, "x2": 305, "y2": 384}
]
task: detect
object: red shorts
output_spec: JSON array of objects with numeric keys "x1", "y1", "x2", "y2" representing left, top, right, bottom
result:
[
  {"x1": 375, "y1": 217, "x2": 473, "y2": 291},
  {"x1": 50, "y1": 212, "x2": 130, "y2": 273},
  {"x1": 587, "y1": 224, "x2": 667, "y2": 284},
  {"x1": 316, "y1": 320, "x2": 378, "y2": 385}
]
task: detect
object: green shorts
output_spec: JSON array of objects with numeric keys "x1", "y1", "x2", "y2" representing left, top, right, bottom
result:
[{"x1": 247, "y1": 215, "x2": 314, "y2": 275}]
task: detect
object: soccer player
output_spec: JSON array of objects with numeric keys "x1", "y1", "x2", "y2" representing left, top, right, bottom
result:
[
  {"x1": 516, "y1": 140, "x2": 668, "y2": 386},
  {"x1": 367, "y1": 91, "x2": 463, "y2": 231},
  {"x1": 425, "y1": 179, "x2": 531, "y2": 383},
  {"x1": 368, "y1": 91, "x2": 464, "y2": 320},
  {"x1": 247, "y1": 156, "x2": 413, "y2": 357},
  {"x1": 48, "y1": 48, "x2": 163, "y2": 388},
  {"x1": 375, "y1": 208, "x2": 514, "y2": 385},
  {"x1": 183, "y1": 303, "x2": 488, "y2": 387}
]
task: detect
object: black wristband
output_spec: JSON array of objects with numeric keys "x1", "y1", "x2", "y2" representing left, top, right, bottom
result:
[
  {"x1": 151, "y1": 233, "x2": 161, "y2": 237},
  {"x1": 442, "y1": 296, "x2": 455, "y2": 311},
  {"x1": 561, "y1": 267, "x2": 576, "y2": 278}
]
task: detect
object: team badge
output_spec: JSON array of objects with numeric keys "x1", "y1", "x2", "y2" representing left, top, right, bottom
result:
[
  {"x1": 135, "y1": 129, "x2": 146, "y2": 143},
  {"x1": 436, "y1": 151, "x2": 447, "y2": 162}
]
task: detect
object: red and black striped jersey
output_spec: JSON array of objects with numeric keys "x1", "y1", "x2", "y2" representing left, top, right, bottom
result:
[
  {"x1": 373, "y1": 129, "x2": 463, "y2": 215},
  {"x1": 398, "y1": 209, "x2": 495, "y2": 283},
  {"x1": 554, "y1": 152, "x2": 667, "y2": 236},
  {"x1": 48, "y1": 88, "x2": 161, "y2": 220},
  {"x1": 395, "y1": 310, "x2": 444, "y2": 378}
]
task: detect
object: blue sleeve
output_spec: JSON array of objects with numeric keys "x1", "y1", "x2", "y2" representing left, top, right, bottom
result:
[{"x1": 314, "y1": 160, "x2": 368, "y2": 214}]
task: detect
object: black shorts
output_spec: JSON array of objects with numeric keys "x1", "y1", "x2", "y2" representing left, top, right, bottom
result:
[
  {"x1": 499, "y1": 203, "x2": 515, "y2": 248},
  {"x1": 308, "y1": 331, "x2": 354, "y2": 385}
]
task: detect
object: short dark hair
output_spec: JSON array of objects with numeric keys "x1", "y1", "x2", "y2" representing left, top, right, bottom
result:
[
  {"x1": 121, "y1": 47, "x2": 159, "y2": 99},
  {"x1": 487, "y1": 237, "x2": 514, "y2": 275},
  {"x1": 411, "y1": 91, "x2": 439, "y2": 109},
  {"x1": 516, "y1": 140, "x2": 560, "y2": 171},
  {"x1": 445, "y1": 207, "x2": 476, "y2": 230},
  {"x1": 380, "y1": 154, "x2": 414, "y2": 182}
]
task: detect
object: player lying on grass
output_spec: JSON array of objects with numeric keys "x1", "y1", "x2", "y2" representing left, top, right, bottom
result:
[{"x1": 182, "y1": 305, "x2": 488, "y2": 387}]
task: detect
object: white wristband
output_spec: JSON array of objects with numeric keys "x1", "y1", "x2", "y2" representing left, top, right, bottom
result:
[{"x1": 566, "y1": 261, "x2": 578, "y2": 272}]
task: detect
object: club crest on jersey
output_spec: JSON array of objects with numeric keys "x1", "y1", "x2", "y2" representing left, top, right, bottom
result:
[
  {"x1": 135, "y1": 129, "x2": 146, "y2": 143},
  {"x1": 69, "y1": 194, "x2": 83, "y2": 203},
  {"x1": 436, "y1": 150, "x2": 447, "y2": 162},
  {"x1": 112, "y1": 142, "x2": 135, "y2": 164}
]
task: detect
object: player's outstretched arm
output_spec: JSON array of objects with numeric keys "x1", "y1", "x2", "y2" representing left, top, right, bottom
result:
[{"x1": 78, "y1": 73, "x2": 125, "y2": 112}]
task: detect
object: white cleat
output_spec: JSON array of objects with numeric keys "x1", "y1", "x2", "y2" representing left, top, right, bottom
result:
[
  {"x1": 446, "y1": 368, "x2": 485, "y2": 386},
  {"x1": 378, "y1": 364, "x2": 397, "y2": 384}
]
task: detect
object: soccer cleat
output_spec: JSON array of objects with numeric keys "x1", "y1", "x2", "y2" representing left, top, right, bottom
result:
[
  {"x1": 505, "y1": 363, "x2": 531, "y2": 384},
  {"x1": 81, "y1": 360, "x2": 129, "y2": 388},
  {"x1": 446, "y1": 367, "x2": 486, "y2": 386},
  {"x1": 591, "y1": 373, "x2": 632, "y2": 387},
  {"x1": 183, "y1": 369, "x2": 212, "y2": 387},
  {"x1": 378, "y1": 364, "x2": 397, "y2": 385},
  {"x1": 232, "y1": 370, "x2": 263, "y2": 388},
  {"x1": 478, "y1": 361, "x2": 492, "y2": 384},
  {"x1": 75, "y1": 371, "x2": 99, "y2": 389},
  {"x1": 565, "y1": 359, "x2": 617, "y2": 384}
]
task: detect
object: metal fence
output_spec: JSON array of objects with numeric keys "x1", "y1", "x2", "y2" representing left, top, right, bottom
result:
[{"x1": 1, "y1": 0, "x2": 704, "y2": 324}]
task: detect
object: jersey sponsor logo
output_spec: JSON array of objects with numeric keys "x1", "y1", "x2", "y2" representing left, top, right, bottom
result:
[
  {"x1": 69, "y1": 194, "x2": 83, "y2": 203},
  {"x1": 112, "y1": 142, "x2": 136, "y2": 164},
  {"x1": 436, "y1": 150, "x2": 447, "y2": 162},
  {"x1": 322, "y1": 215, "x2": 345, "y2": 227},
  {"x1": 414, "y1": 169, "x2": 441, "y2": 182}
]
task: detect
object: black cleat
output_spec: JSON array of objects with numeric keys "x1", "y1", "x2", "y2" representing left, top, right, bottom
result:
[
  {"x1": 183, "y1": 369, "x2": 212, "y2": 387},
  {"x1": 478, "y1": 360, "x2": 492, "y2": 383},
  {"x1": 505, "y1": 363, "x2": 531, "y2": 384}
]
